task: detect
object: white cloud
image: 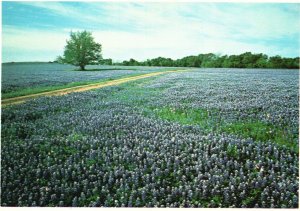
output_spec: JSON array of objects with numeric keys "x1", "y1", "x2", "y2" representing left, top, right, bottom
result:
[
  {"x1": 2, "y1": 2, "x2": 299, "y2": 62},
  {"x1": 230, "y1": 5, "x2": 300, "y2": 40},
  {"x1": 2, "y1": 26, "x2": 68, "y2": 62},
  {"x1": 3, "y1": 26, "x2": 67, "y2": 51},
  {"x1": 19, "y1": 2, "x2": 110, "y2": 26}
]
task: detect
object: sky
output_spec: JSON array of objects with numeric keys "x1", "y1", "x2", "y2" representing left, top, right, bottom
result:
[{"x1": 2, "y1": 1, "x2": 300, "y2": 62}]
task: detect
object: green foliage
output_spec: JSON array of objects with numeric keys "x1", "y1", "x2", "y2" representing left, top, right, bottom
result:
[
  {"x1": 98, "y1": 58, "x2": 113, "y2": 65},
  {"x1": 59, "y1": 31, "x2": 102, "y2": 70},
  {"x1": 226, "y1": 145, "x2": 238, "y2": 158},
  {"x1": 68, "y1": 132, "x2": 85, "y2": 142},
  {"x1": 211, "y1": 196, "x2": 222, "y2": 205},
  {"x1": 151, "y1": 107, "x2": 212, "y2": 130},
  {"x1": 121, "y1": 52, "x2": 299, "y2": 69},
  {"x1": 147, "y1": 106, "x2": 298, "y2": 152},
  {"x1": 222, "y1": 121, "x2": 274, "y2": 141},
  {"x1": 221, "y1": 121, "x2": 298, "y2": 152},
  {"x1": 86, "y1": 159, "x2": 97, "y2": 167},
  {"x1": 241, "y1": 189, "x2": 262, "y2": 207}
]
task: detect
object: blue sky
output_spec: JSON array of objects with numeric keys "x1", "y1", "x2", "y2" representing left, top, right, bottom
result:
[{"x1": 2, "y1": 2, "x2": 300, "y2": 62}]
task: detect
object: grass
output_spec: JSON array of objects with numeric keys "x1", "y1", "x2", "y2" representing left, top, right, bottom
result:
[
  {"x1": 226, "y1": 145, "x2": 238, "y2": 159},
  {"x1": 147, "y1": 106, "x2": 218, "y2": 132},
  {"x1": 150, "y1": 107, "x2": 216, "y2": 131},
  {"x1": 68, "y1": 132, "x2": 85, "y2": 142},
  {"x1": 147, "y1": 106, "x2": 298, "y2": 153},
  {"x1": 86, "y1": 159, "x2": 97, "y2": 167},
  {"x1": 241, "y1": 189, "x2": 262, "y2": 207},
  {"x1": 221, "y1": 121, "x2": 298, "y2": 153},
  {"x1": 211, "y1": 196, "x2": 222, "y2": 205}
]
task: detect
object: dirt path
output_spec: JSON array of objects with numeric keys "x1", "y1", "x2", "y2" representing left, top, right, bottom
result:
[{"x1": 2, "y1": 69, "x2": 187, "y2": 106}]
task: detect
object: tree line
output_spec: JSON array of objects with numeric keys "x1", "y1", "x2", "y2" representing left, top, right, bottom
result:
[
  {"x1": 118, "y1": 52, "x2": 299, "y2": 69},
  {"x1": 56, "y1": 31, "x2": 298, "y2": 70}
]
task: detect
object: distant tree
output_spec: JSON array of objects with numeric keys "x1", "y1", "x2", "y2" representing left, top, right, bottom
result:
[
  {"x1": 149, "y1": 57, "x2": 174, "y2": 67},
  {"x1": 200, "y1": 53, "x2": 218, "y2": 67},
  {"x1": 106, "y1": 59, "x2": 113, "y2": 65},
  {"x1": 267, "y1": 56, "x2": 283, "y2": 68},
  {"x1": 122, "y1": 60, "x2": 129, "y2": 66},
  {"x1": 99, "y1": 58, "x2": 113, "y2": 65},
  {"x1": 184, "y1": 56, "x2": 200, "y2": 67},
  {"x1": 291, "y1": 58, "x2": 300, "y2": 69},
  {"x1": 160, "y1": 58, "x2": 174, "y2": 67},
  {"x1": 59, "y1": 31, "x2": 102, "y2": 70},
  {"x1": 214, "y1": 55, "x2": 227, "y2": 68},
  {"x1": 117, "y1": 52, "x2": 298, "y2": 69},
  {"x1": 56, "y1": 56, "x2": 64, "y2": 64},
  {"x1": 280, "y1": 58, "x2": 299, "y2": 69},
  {"x1": 252, "y1": 54, "x2": 264, "y2": 68},
  {"x1": 130, "y1": 58, "x2": 139, "y2": 66},
  {"x1": 145, "y1": 59, "x2": 152, "y2": 66},
  {"x1": 122, "y1": 58, "x2": 138, "y2": 66}
]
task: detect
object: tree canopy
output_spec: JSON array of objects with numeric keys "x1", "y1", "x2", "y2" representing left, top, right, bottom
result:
[{"x1": 58, "y1": 31, "x2": 102, "y2": 70}]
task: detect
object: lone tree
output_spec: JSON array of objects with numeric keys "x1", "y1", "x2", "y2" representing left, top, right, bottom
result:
[{"x1": 59, "y1": 31, "x2": 102, "y2": 70}]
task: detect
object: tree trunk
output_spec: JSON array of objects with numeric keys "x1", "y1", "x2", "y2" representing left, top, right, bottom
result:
[{"x1": 80, "y1": 65, "x2": 85, "y2": 70}]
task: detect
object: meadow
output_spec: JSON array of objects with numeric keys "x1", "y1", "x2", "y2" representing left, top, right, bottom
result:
[
  {"x1": 1, "y1": 64, "x2": 299, "y2": 207},
  {"x1": 1, "y1": 63, "x2": 178, "y2": 98}
]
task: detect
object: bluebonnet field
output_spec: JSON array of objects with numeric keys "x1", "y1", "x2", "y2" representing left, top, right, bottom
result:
[
  {"x1": 1, "y1": 66, "x2": 299, "y2": 207},
  {"x1": 1, "y1": 63, "x2": 176, "y2": 94}
]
